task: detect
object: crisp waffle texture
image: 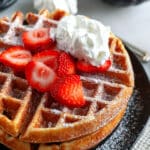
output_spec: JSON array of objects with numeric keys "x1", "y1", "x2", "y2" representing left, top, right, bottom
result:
[
  {"x1": 0, "y1": 10, "x2": 134, "y2": 149},
  {"x1": 0, "y1": 105, "x2": 127, "y2": 150}
]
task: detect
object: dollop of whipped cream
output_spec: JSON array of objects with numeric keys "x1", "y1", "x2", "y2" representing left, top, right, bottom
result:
[
  {"x1": 33, "y1": 0, "x2": 77, "y2": 14},
  {"x1": 50, "y1": 15, "x2": 111, "y2": 66}
]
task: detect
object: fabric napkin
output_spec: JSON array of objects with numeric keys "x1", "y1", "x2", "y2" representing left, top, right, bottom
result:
[{"x1": 132, "y1": 118, "x2": 150, "y2": 150}]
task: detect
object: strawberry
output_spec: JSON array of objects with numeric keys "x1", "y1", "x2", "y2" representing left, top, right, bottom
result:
[
  {"x1": 57, "y1": 52, "x2": 75, "y2": 77},
  {"x1": 22, "y1": 28, "x2": 54, "y2": 52},
  {"x1": 0, "y1": 46, "x2": 32, "y2": 71},
  {"x1": 76, "y1": 59, "x2": 111, "y2": 73},
  {"x1": 33, "y1": 50, "x2": 60, "y2": 70},
  {"x1": 50, "y1": 75, "x2": 85, "y2": 108},
  {"x1": 25, "y1": 61, "x2": 57, "y2": 92}
]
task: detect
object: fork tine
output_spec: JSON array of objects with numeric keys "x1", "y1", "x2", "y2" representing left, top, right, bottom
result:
[{"x1": 119, "y1": 37, "x2": 150, "y2": 62}]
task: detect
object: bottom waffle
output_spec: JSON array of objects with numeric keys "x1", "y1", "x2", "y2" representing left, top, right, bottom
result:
[{"x1": 0, "y1": 105, "x2": 126, "y2": 150}]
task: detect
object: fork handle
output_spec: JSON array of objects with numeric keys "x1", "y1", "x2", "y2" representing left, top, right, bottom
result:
[{"x1": 121, "y1": 38, "x2": 150, "y2": 62}]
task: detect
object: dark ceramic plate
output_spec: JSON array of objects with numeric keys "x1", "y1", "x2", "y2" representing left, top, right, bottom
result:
[
  {"x1": 102, "y1": 0, "x2": 148, "y2": 6},
  {"x1": 0, "y1": 47, "x2": 150, "y2": 150},
  {"x1": 0, "y1": 0, "x2": 17, "y2": 11},
  {"x1": 94, "y1": 47, "x2": 150, "y2": 150}
]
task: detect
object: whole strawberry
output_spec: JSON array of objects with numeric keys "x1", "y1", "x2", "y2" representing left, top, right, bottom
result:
[{"x1": 50, "y1": 75, "x2": 85, "y2": 108}]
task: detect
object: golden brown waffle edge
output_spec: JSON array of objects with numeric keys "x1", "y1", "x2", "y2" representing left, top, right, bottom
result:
[{"x1": 0, "y1": 9, "x2": 134, "y2": 146}]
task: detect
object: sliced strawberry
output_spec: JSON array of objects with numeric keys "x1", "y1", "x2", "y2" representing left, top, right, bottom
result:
[
  {"x1": 22, "y1": 28, "x2": 54, "y2": 52},
  {"x1": 25, "y1": 61, "x2": 57, "y2": 92},
  {"x1": 33, "y1": 50, "x2": 60, "y2": 70},
  {"x1": 50, "y1": 75, "x2": 85, "y2": 108},
  {"x1": 57, "y1": 52, "x2": 75, "y2": 77},
  {"x1": 0, "y1": 46, "x2": 32, "y2": 71},
  {"x1": 97, "y1": 59, "x2": 111, "y2": 72},
  {"x1": 76, "y1": 59, "x2": 111, "y2": 73}
]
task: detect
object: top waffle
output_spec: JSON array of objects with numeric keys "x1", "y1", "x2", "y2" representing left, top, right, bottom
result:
[{"x1": 0, "y1": 10, "x2": 134, "y2": 143}]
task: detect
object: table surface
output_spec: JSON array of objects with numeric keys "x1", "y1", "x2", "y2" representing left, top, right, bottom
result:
[{"x1": 0, "y1": 0, "x2": 149, "y2": 149}]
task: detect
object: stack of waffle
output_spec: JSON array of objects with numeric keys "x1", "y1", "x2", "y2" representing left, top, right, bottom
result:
[{"x1": 0, "y1": 10, "x2": 134, "y2": 150}]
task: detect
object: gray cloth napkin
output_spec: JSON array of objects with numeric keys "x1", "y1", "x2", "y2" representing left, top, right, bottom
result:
[{"x1": 132, "y1": 117, "x2": 150, "y2": 150}]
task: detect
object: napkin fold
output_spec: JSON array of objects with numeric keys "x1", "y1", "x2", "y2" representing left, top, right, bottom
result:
[{"x1": 132, "y1": 118, "x2": 150, "y2": 150}]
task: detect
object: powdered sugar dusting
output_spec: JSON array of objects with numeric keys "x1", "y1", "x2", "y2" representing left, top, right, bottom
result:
[{"x1": 93, "y1": 49, "x2": 150, "y2": 150}]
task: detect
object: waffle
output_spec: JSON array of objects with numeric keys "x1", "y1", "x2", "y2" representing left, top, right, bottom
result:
[
  {"x1": 0, "y1": 9, "x2": 60, "y2": 48},
  {"x1": 0, "y1": 105, "x2": 126, "y2": 150},
  {"x1": 0, "y1": 9, "x2": 134, "y2": 147}
]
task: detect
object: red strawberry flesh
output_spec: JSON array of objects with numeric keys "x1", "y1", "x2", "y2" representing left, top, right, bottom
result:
[
  {"x1": 25, "y1": 61, "x2": 57, "y2": 92},
  {"x1": 33, "y1": 50, "x2": 60, "y2": 70},
  {"x1": 0, "y1": 46, "x2": 32, "y2": 71},
  {"x1": 22, "y1": 28, "x2": 54, "y2": 52}
]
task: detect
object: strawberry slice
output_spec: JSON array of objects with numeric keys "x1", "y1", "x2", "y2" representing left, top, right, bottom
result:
[
  {"x1": 50, "y1": 75, "x2": 85, "y2": 108},
  {"x1": 76, "y1": 59, "x2": 111, "y2": 73},
  {"x1": 33, "y1": 50, "x2": 60, "y2": 70},
  {"x1": 57, "y1": 52, "x2": 75, "y2": 77},
  {"x1": 22, "y1": 28, "x2": 54, "y2": 52},
  {"x1": 0, "y1": 46, "x2": 32, "y2": 71},
  {"x1": 25, "y1": 61, "x2": 57, "y2": 92}
]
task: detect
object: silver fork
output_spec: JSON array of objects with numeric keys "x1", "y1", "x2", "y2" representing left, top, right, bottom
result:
[{"x1": 121, "y1": 38, "x2": 150, "y2": 62}]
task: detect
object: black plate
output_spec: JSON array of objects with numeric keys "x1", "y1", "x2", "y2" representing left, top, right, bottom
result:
[
  {"x1": 0, "y1": 47, "x2": 150, "y2": 150},
  {"x1": 0, "y1": 0, "x2": 17, "y2": 11},
  {"x1": 94, "y1": 47, "x2": 150, "y2": 150}
]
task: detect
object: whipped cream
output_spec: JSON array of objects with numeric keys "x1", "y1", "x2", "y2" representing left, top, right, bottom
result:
[
  {"x1": 33, "y1": 0, "x2": 77, "y2": 14},
  {"x1": 50, "y1": 15, "x2": 111, "y2": 66}
]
